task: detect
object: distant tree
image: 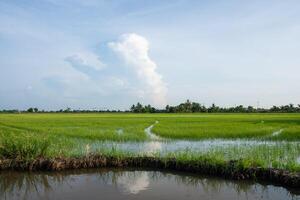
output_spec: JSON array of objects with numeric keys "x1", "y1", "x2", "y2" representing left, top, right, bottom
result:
[
  {"x1": 165, "y1": 105, "x2": 175, "y2": 113},
  {"x1": 130, "y1": 104, "x2": 136, "y2": 112},
  {"x1": 184, "y1": 99, "x2": 192, "y2": 112},
  {"x1": 64, "y1": 107, "x2": 71, "y2": 112},
  {"x1": 176, "y1": 99, "x2": 193, "y2": 112},
  {"x1": 208, "y1": 103, "x2": 220, "y2": 113},
  {"x1": 144, "y1": 104, "x2": 151, "y2": 113},
  {"x1": 27, "y1": 108, "x2": 34, "y2": 113},
  {"x1": 270, "y1": 106, "x2": 280, "y2": 112},
  {"x1": 247, "y1": 106, "x2": 255, "y2": 113},
  {"x1": 128, "y1": 101, "x2": 300, "y2": 114},
  {"x1": 191, "y1": 102, "x2": 201, "y2": 112},
  {"x1": 235, "y1": 105, "x2": 246, "y2": 113},
  {"x1": 289, "y1": 104, "x2": 295, "y2": 112},
  {"x1": 145, "y1": 104, "x2": 155, "y2": 113},
  {"x1": 165, "y1": 105, "x2": 170, "y2": 112},
  {"x1": 135, "y1": 102, "x2": 144, "y2": 113},
  {"x1": 34, "y1": 108, "x2": 38, "y2": 112}
]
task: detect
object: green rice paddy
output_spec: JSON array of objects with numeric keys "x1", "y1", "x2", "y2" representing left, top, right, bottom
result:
[{"x1": 0, "y1": 113, "x2": 300, "y2": 171}]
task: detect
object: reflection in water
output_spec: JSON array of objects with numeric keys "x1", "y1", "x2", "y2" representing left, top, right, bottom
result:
[
  {"x1": 116, "y1": 171, "x2": 149, "y2": 194},
  {"x1": 0, "y1": 171, "x2": 71, "y2": 200},
  {"x1": 143, "y1": 141, "x2": 162, "y2": 154},
  {"x1": 0, "y1": 169, "x2": 298, "y2": 200}
]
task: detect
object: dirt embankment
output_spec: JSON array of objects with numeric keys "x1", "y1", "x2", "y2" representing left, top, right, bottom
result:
[{"x1": 0, "y1": 155, "x2": 299, "y2": 188}]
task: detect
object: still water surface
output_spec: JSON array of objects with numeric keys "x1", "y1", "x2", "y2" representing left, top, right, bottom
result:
[{"x1": 0, "y1": 169, "x2": 299, "y2": 200}]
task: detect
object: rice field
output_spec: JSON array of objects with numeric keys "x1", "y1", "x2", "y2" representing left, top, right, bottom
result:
[
  {"x1": 0, "y1": 113, "x2": 300, "y2": 172},
  {"x1": 153, "y1": 113, "x2": 300, "y2": 140},
  {"x1": 1, "y1": 113, "x2": 300, "y2": 140}
]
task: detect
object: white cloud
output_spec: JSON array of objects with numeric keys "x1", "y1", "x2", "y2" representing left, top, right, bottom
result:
[
  {"x1": 106, "y1": 76, "x2": 127, "y2": 88},
  {"x1": 108, "y1": 33, "x2": 167, "y2": 106},
  {"x1": 65, "y1": 51, "x2": 105, "y2": 72}
]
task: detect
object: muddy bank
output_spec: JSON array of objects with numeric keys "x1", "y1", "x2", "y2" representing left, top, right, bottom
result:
[{"x1": 0, "y1": 155, "x2": 299, "y2": 188}]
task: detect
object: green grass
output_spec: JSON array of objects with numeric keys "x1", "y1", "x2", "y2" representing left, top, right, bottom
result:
[{"x1": 0, "y1": 113, "x2": 299, "y2": 171}]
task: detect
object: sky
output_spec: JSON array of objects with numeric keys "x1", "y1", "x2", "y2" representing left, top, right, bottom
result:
[{"x1": 0, "y1": 0, "x2": 300, "y2": 110}]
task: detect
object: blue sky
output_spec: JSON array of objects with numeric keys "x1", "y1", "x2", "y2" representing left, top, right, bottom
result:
[{"x1": 1, "y1": 0, "x2": 300, "y2": 110}]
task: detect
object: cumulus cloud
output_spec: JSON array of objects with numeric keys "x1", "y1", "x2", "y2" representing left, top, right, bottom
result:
[
  {"x1": 108, "y1": 33, "x2": 167, "y2": 106},
  {"x1": 65, "y1": 51, "x2": 105, "y2": 77}
]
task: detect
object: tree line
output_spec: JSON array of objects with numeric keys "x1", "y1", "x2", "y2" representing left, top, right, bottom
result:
[
  {"x1": 130, "y1": 100, "x2": 300, "y2": 113},
  {"x1": 0, "y1": 107, "x2": 124, "y2": 113},
  {"x1": 1, "y1": 100, "x2": 300, "y2": 113}
]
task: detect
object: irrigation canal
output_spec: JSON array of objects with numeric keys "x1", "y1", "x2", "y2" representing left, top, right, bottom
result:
[{"x1": 0, "y1": 169, "x2": 299, "y2": 200}]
